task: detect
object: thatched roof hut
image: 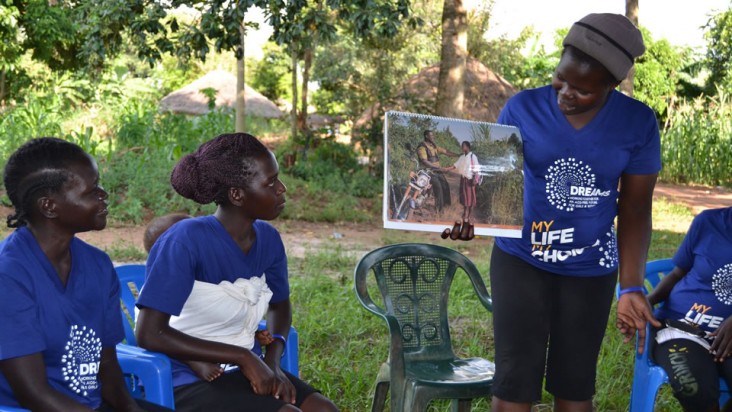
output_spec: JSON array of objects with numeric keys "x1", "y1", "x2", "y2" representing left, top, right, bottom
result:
[
  {"x1": 159, "y1": 70, "x2": 284, "y2": 118},
  {"x1": 355, "y1": 57, "x2": 516, "y2": 130}
]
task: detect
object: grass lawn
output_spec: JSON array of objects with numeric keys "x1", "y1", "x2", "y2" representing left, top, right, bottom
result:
[{"x1": 289, "y1": 197, "x2": 694, "y2": 412}]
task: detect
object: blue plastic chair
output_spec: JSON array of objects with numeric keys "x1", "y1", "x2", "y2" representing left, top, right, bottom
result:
[
  {"x1": 117, "y1": 344, "x2": 175, "y2": 408},
  {"x1": 625, "y1": 258, "x2": 730, "y2": 411},
  {"x1": 0, "y1": 348, "x2": 173, "y2": 411},
  {"x1": 116, "y1": 263, "x2": 300, "y2": 377}
]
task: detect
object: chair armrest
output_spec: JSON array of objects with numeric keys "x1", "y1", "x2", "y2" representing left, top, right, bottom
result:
[
  {"x1": 116, "y1": 344, "x2": 175, "y2": 409},
  {"x1": 0, "y1": 348, "x2": 172, "y2": 412},
  {"x1": 635, "y1": 322, "x2": 653, "y2": 362},
  {"x1": 466, "y1": 273, "x2": 492, "y2": 312}
]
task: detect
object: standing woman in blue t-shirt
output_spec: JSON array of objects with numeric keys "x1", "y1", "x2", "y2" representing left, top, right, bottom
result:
[
  {"x1": 446, "y1": 13, "x2": 662, "y2": 412},
  {"x1": 648, "y1": 207, "x2": 732, "y2": 412},
  {"x1": 135, "y1": 133, "x2": 339, "y2": 412},
  {"x1": 0, "y1": 138, "x2": 171, "y2": 411}
]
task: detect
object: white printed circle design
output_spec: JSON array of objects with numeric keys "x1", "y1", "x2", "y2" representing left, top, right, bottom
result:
[
  {"x1": 545, "y1": 158, "x2": 596, "y2": 211},
  {"x1": 712, "y1": 264, "x2": 732, "y2": 305},
  {"x1": 62, "y1": 325, "x2": 102, "y2": 396},
  {"x1": 597, "y1": 227, "x2": 618, "y2": 268}
]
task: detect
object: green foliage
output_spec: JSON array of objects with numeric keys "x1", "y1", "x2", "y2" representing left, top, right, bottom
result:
[
  {"x1": 467, "y1": 6, "x2": 557, "y2": 90},
  {"x1": 249, "y1": 41, "x2": 291, "y2": 102},
  {"x1": 278, "y1": 173, "x2": 378, "y2": 223},
  {"x1": 0, "y1": 97, "x2": 64, "y2": 149},
  {"x1": 20, "y1": 0, "x2": 79, "y2": 71},
  {"x1": 702, "y1": 8, "x2": 732, "y2": 96},
  {"x1": 633, "y1": 30, "x2": 688, "y2": 121},
  {"x1": 281, "y1": 138, "x2": 381, "y2": 200},
  {"x1": 660, "y1": 93, "x2": 732, "y2": 187},
  {"x1": 0, "y1": 1, "x2": 22, "y2": 77},
  {"x1": 7, "y1": 0, "x2": 173, "y2": 74},
  {"x1": 310, "y1": 0, "x2": 440, "y2": 149},
  {"x1": 104, "y1": 241, "x2": 147, "y2": 263},
  {"x1": 199, "y1": 87, "x2": 218, "y2": 110}
]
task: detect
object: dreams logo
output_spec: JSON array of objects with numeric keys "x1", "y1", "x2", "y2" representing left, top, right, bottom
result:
[
  {"x1": 62, "y1": 325, "x2": 102, "y2": 396},
  {"x1": 712, "y1": 263, "x2": 732, "y2": 305},
  {"x1": 545, "y1": 158, "x2": 609, "y2": 211}
]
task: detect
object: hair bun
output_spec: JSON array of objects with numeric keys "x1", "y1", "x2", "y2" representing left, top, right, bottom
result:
[{"x1": 171, "y1": 154, "x2": 208, "y2": 203}]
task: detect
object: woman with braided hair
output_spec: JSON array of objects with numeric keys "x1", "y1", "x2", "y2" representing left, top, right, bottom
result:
[
  {"x1": 135, "y1": 133, "x2": 338, "y2": 412},
  {"x1": 0, "y1": 137, "x2": 171, "y2": 411}
]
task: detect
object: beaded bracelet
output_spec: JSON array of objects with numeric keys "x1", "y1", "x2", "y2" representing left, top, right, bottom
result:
[
  {"x1": 618, "y1": 286, "x2": 646, "y2": 297},
  {"x1": 272, "y1": 333, "x2": 287, "y2": 355}
]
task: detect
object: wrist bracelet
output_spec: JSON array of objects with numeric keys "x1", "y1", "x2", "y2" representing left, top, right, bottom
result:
[
  {"x1": 272, "y1": 333, "x2": 287, "y2": 355},
  {"x1": 618, "y1": 286, "x2": 646, "y2": 297}
]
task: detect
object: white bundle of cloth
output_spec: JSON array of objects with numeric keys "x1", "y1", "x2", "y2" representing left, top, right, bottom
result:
[{"x1": 167, "y1": 275, "x2": 273, "y2": 350}]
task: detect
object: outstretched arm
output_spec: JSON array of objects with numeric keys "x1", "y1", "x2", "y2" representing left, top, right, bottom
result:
[
  {"x1": 615, "y1": 173, "x2": 662, "y2": 353},
  {"x1": 0, "y1": 354, "x2": 94, "y2": 412}
]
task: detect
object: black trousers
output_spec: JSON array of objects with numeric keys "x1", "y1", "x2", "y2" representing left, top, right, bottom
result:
[{"x1": 430, "y1": 172, "x2": 451, "y2": 211}]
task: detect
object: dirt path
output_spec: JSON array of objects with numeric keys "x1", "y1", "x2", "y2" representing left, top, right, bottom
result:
[
  {"x1": 653, "y1": 182, "x2": 732, "y2": 214},
  {"x1": 3, "y1": 182, "x2": 731, "y2": 260}
]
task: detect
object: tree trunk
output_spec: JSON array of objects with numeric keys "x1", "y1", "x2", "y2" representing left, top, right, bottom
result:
[
  {"x1": 235, "y1": 23, "x2": 247, "y2": 132},
  {"x1": 621, "y1": 0, "x2": 640, "y2": 96},
  {"x1": 290, "y1": 48, "x2": 298, "y2": 143},
  {"x1": 435, "y1": 0, "x2": 467, "y2": 118},
  {"x1": 299, "y1": 47, "x2": 312, "y2": 160},
  {"x1": 0, "y1": 70, "x2": 5, "y2": 106},
  {"x1": 298, "y1": 47, "x2": 311, "y2": 133}
]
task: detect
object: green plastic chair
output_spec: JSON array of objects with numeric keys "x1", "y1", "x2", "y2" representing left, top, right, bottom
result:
[{"x1": 354, "y1": 243, "x2": 495, "y2": 412}]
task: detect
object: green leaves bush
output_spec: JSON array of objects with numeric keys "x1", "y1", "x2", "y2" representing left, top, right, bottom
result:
[{"x1": 661, "y1": 92, "x2": 732, "y2": 187}]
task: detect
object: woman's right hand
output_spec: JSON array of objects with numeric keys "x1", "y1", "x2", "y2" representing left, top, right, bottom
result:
[
  {"x1": 441, "y1": 220, "x2": 474, "y2": 241},
  {"x1": 238, "y1": 352, "x2": 276, "y2": 395}
]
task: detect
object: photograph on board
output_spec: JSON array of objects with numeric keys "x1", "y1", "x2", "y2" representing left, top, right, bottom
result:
[{"x1": 383, "y1": 111, "x2": 524, "y2": 238}]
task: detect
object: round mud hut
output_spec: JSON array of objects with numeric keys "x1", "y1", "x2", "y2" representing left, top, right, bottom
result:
[
  {"x1": 355, "y1": 57, "x2": 517, "y2": 130},
  {"x1": 159, "y1": 70, "x2": 284, "y2": 118}
]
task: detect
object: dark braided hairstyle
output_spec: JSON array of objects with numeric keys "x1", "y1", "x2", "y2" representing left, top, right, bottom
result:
[
  {"x1": 171, "y1": 133, "x2": 270, "y2": 205},
  {"x1": 3, "y1": 137, "x2": 91, "y2": 228}
]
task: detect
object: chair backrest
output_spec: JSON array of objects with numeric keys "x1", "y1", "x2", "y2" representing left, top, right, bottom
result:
[
  {"x1": 115, "y1": 264, "x2": 147, "y2": 347},
  {"x1": 643, "y1": 259, "x2": 674, "y2": 292},
  {"x1": 354, "y1": 243, "x2": 492, "y2": 363}
]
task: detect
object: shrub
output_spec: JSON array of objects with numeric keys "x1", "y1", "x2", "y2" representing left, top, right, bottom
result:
[{"x1": 661, "y1": 93, "x2": 732, "y2": 187}]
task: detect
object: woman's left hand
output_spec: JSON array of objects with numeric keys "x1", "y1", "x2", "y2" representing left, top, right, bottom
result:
[
  {"x1": 271, "y1": 367, "x2": 296, "y2": 404},
  {"x1": 616, "y1": 292, "x2": 661, "y2": 354},
  {"x1": 710, "y1": 317, "x2": 732, "y2": 362}
]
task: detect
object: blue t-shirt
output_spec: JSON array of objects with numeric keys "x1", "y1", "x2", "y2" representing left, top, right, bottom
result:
[
  {"x1": 495, "y1": 86, "x2": 661, "y2": 276},
  {"x1": 136, "y1": 215, "x2": 289, "y2": 386},
  {"x1": 0, "y1": 227, "x2": 124, "y2": 409},
  {"x1": 655, "y1": 207, "x2": 732, "y2": 333}
]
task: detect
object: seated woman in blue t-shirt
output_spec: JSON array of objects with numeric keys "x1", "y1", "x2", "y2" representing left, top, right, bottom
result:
[
  {"x1": 648, "y1": 207, "x2": 732, "y2": 412},
  {"x1": 0, "y1": 138, "x2": 171, "y2": 412},
  {"x1": 135, "y1": 132, "x2": 339, "y2": 412}
]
